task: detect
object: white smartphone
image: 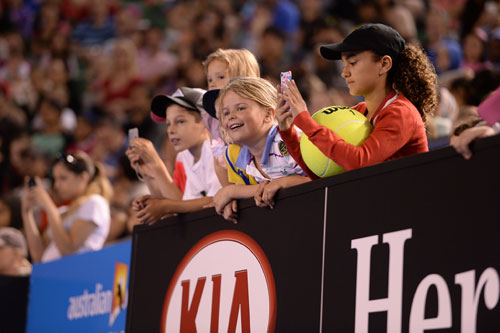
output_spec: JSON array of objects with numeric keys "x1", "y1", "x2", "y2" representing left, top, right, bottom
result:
[{"x1": 128, "y1": 128, "x2": 139, "y2": 143}]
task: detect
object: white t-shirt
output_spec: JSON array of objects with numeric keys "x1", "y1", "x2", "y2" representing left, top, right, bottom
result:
[
  {"x1": 176, "y1": 139, "x2": 222, "y2": 200},
  {"x1": 41, "y1": 194, "x2": 111, "y2": 262}
]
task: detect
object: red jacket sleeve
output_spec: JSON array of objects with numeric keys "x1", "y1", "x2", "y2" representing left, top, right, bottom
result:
[
  {"x1": 278, "y1": 126, "x2": 319, "y2": 180},
  {"x1": 293, "y1": 101, "x2": 420, "y2": 171}
]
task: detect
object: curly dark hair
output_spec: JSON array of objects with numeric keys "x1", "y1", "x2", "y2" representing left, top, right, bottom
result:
[{"x1": 387, "y1": 43, "x2": 438, "y2": 125}]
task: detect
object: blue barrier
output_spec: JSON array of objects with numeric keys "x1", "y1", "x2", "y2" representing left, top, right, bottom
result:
[{"x1": 26, "y1": 240, "x2": 131, "y2": 333}]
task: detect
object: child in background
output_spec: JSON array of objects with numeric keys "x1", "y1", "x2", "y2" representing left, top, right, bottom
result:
[
  {"x1": 126, "y1": 88, "x2": 222, "y2": 225},
  {"x1": 275, "y1": 23, "x2": 438, "y2": 180},
  {"x1": 203, "y1": 48, "x2": 261, "y2": 138},
  {"x1": 202, "y1": 48, "x2": 261, "y2": 187},
  {"x1": 203, "y1": 77, "x2": 309, "y2": 222}
]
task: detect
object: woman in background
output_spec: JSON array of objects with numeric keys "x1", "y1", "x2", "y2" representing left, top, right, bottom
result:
[{"x1": 21, "y1": 151, "x2": 112, "y2": 262}]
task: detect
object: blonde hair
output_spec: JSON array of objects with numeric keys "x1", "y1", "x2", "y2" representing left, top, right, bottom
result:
[
  {"x1": 203, "y1": 48, "x2": 260, "y2": 79},
  {"x1": 59, "y1": 151, "x2": 113, "y2": 219},
  {"x1": 216, "y1": 77, "x2": 277, "y2": 125},
  {"x1": 112, "y1": 38, "x2": 138, "y2": 75}
]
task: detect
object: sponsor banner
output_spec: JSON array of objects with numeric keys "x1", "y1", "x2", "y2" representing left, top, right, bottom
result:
[
  {"x1": 127, "y1": 190, "x2": 326, "y2": 332},
  {"x1": 127, "y1": 135, "x2": 500, "y2": 332},
  {"x1": 161, "y1": 230, "x2": 276, "y2": 333},
  {"x1": 26, "y1": 240, "x2": 131, "y2": 333}
]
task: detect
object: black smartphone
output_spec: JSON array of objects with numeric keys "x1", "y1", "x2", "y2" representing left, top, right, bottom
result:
[{"x1": 28, "y1": 177, "x2": 36, "y2": 187}]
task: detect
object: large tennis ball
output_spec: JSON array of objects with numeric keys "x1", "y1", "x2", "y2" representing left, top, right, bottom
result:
[{"x1": 299, "y1": 106, "x2": 372, "y2": 177}]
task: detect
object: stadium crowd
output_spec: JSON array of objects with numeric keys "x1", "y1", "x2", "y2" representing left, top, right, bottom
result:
[{"x1": 1, "y1": 0, "x2": 500, "y2": 267}]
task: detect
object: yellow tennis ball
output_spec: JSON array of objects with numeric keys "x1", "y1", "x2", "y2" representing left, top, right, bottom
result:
[{"x1": 299, "y1": 106, "x2": 372, "y2": 178}]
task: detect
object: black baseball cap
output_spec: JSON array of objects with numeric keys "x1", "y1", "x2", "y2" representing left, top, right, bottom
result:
[
  {"x1": 202, "y1": 89, "x2": 221, "y2": 119},
  {"x1": 320, "y1": 23, "x2": 406, "y2": 61},
  {"x1": 150, "y1": 87, "x2": 206, "y2": 123}
]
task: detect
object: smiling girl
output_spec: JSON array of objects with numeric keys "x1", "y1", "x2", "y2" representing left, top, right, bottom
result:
[
  {"x1": 276, "y1": 23, "x2": 438, "y2": 179},
  {"x1": 204, "y1": 77, "x2": 309, "y2": 222}
]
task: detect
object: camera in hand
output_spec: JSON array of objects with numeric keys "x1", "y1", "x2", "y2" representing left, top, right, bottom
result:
[{"x1": 28, "y1": 177, "x2": 36, "y2": 188}]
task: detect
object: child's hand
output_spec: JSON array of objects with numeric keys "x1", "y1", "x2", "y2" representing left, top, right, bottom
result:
[
  {"x1": 276, "y1": 85, "x2": 293, "y2": 131},
  {"x1": 212, "y1": 185, "x2": 235, "y2": 215},
  {"x1": 254, "y1": 180, "x2": 283, "y2": 209},
  {"x1": 126, "y1": 138, "x2": 163, "y2": 178},
  {"x1": 255, "y1": 176, "x2": 310, "y2": 209},
  {"x1": 131, "y1": 195, "x2": 150, "y2": 211},
  {"x1": 23, "y1": 177, "x2": 52, "y2": 210},
  {"x1": 221, "y1": 200, "x2": 238, "y2": 224},
  {"x1": 451, "y1": 125, "x2": 495, "y2": 160},
  {"x1": 281, "y1": 79, "x2": 308, "y2": 118},
  {"x1": 135, "y1": 197, "x2": 173, "y2": 225}
]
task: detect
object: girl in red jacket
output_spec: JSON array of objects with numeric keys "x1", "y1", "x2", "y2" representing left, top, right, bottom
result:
[{"x1": 276, "y1": 23, "x2": 438, "y2": 180}]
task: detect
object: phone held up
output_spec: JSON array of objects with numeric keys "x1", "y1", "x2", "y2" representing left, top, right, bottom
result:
[
  {"x1": 280, "y1": 71, "x2": 292, "y2": 94},
  {"x1": 28, "y1": 177, "x2": 36, "y2": 188},
  {"x1": 128, "y1": 128, "x2": 139, "y2": 143},
  {"x1": 127, "y1": 127, "x2": 145, "y2": 182}
]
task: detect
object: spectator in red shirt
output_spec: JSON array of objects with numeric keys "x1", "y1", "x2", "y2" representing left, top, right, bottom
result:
[{"x1": 275, "y1": 23, "x2": 438, "y2": 179}]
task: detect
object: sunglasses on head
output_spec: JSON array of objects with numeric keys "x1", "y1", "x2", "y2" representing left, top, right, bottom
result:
[{"x1": 57, "y1": 153, "x2": 88, "y2": 174}]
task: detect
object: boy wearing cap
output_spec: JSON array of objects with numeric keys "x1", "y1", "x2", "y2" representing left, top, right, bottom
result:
[
  {"x1": 275, "y1": 23, "x2": 438, "y2": 179},
  {"x1": 126, "y1": 87, "x2": 222, "y2": 225},
  {"x1": 0, "y1": 227, "x2": 32, "y2": 276}
]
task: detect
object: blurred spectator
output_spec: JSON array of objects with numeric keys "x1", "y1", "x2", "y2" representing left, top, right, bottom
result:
[
  {"x1": 141, "y1": 0, "x2": 166, "y2": 30},
  {"x1": 468, "y1": 69, "x2": 500, "y2": 105},
  {"x1": 431, "y1": 87, "x2": 460, "y2": 138},
  {"x1": 258, "y1": 26, "x2": 289, "y2": 84},
  {"x1": 90, "y1": 116, "x2": 127, "y2": 181},
  {"x1": 0, "y1": 227, "x2": 31, "y2": 276},
  {"x1": 92, "y1": 38, "x2": 143, "y2": 122},
  {"x1": 37, "y1": 31, "x2": 83, "y2": 113},
  {"x1": 0, "y1": 82, "x2": 26, "y2": 127},
  {"x1": 66, "y1": 115, "x2": 96, "y2": 154},
  {"x1": 72, "y1": 0, "x2": 115, "y2": 48},
  {"x1": 0, "y1": 197, "x2": 12, "y2": 228},
  {"x1": 424, "y1": 6, "x2": 463, "y2": 74},
  {"x1": 30, "y1": 2, "x2": 64, "y2": 59},
  {"x1": 2, "y1": 132, "x2": 31, "y2": 193},
  {"x1": 0, "y1": 30, "x2": 37, "y2": 112},
  {"x1": 487, "y1": 27, "x2": 500, "y2": 70},
  {"x1": 105, "y1": 156, "x2": 148, "y2": 245},
  {"x1": 0, "y1": 194, "x2": 22, "y2": 230},
  {"x1": 136, "y1": 26, "x2": 178, "y2": 87},
  {"x1": 3, "y1": 0, "x2": 36, "y2": 39},
  {"x1": 0, "y1": 0, "x2": 499, "y2": 245},
  {"x1": 123, "y1": 83, "x2": 165, "y2": 150},
  {"x1": 461, "y1": 27, "x2": 492, "y2": 73},
  {"x1": 31, "y1": 97, "x2": 70, "y2": 159},
  {"x1": 374, "y1": 0, "x2": 418, "y2": 42},
  {"x1": 297, "y1": 0, "x2": 326, "y2": 53},
  {"x1": 21, "y1": 151, "x2": 112, "y2": 263},
  {"x1": 242, "y1": 0, "x2": 300, "y2": 37},
  {"x1": 302, "y1": 22, "x2": 347, "y2": 90},
  {"x1": 114, "y1": 3, "x2": 142, "y2": 40}
]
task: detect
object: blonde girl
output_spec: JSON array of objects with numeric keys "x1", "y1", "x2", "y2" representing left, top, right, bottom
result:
[{"x1": 207, "y1": 77, "x2": 309, "y2": 222}]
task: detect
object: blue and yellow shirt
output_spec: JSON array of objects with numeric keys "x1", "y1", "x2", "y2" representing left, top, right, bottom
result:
[{"x1": 224, "y1": 124, "x2": 305, "y2": 184}]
